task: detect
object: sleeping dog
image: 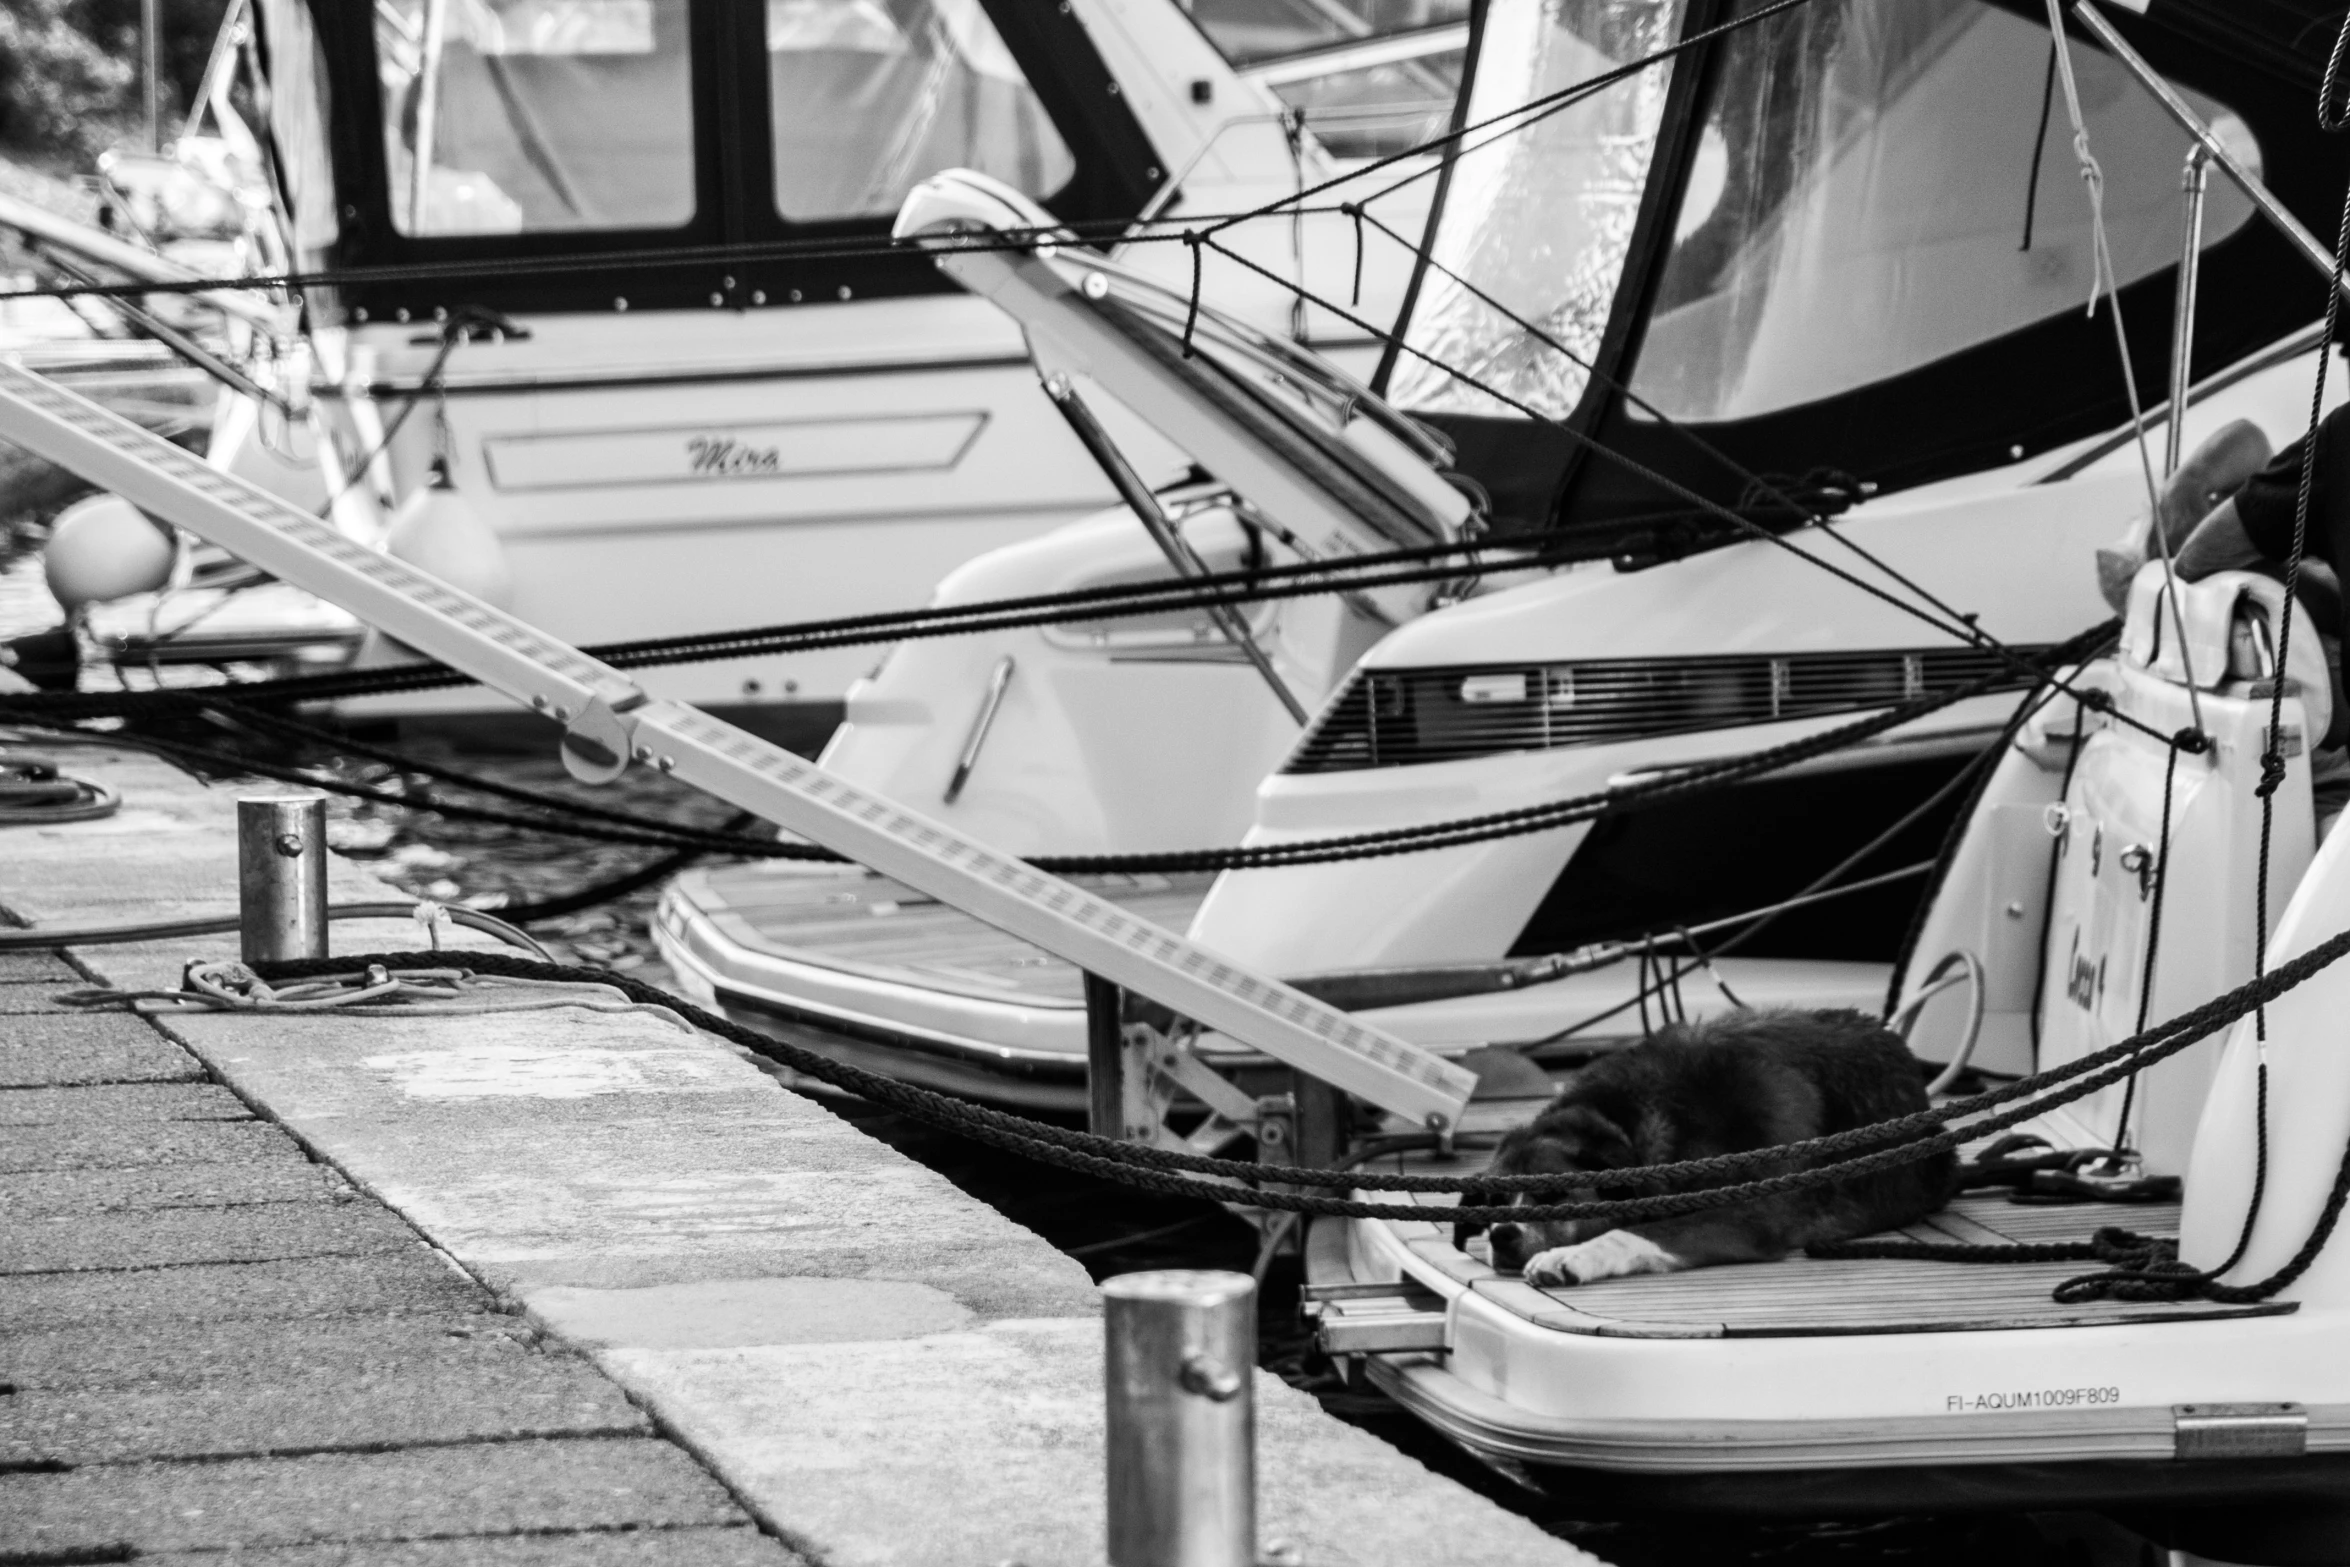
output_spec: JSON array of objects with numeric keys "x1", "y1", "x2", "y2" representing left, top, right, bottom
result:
[{"x1": 1483, "y1": 1009, "x2": 1953, "y2": 1287}]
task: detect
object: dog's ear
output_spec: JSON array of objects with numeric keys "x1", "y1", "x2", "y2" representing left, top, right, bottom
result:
[
  {"x1": 1494, "y1": 1104, "x2": 1635, "y2": 1173},
  {"x1": 1491, "y1": 1121, "x2": 1572, "y2": 1176},
  {"x1": 1547, "y1": 1104, "x2": 1636, "y2": 1168}
]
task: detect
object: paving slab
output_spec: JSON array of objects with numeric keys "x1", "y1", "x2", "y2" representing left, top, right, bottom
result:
[
  {"x1": 611, "y1": 1317, "x2": 1570, "y2": 1567},
  {"x1": 0, "y1": 1158, "x2": 355, "y2": 1218},
  {"x1": 0, "y1": 742, "x2": 1603, "y2": 1567},
  {"x1": 1, "y1": 1115, "x2": 302, "y2": 1172},
  {"x1": 0, "y1": 950, "x2": 78, "y2": 983},
  {"x1": 1, "y1": 1356, "x2": 652, "y2": 1465},
  {"x1": 0, "y1": 1024, "x2": 202, "y2": 1085},
  {"x1": 1, "y1": 1200, "x2": 422, "y2": 1274},
  {"x1": 133, "y1": 1525, "x2": 804, "y2": 1566},
  {"x1": 0, "y1": 1437, "x2": 748, "y2": 1555},
  {"x1": 0, "y1": 1079, "x2": 255, "y2": 1126},
  {"x1": 0, "y1": 1009, "x2": 163, "y2": 1049},
  {"x1": 1, "y1": 1316, "x2": 539, "y2": 1394},
  {"x1": 170, "y1": 1006, "x2": 1100, "y2": 1320},
  {"x1": 0, "y1": 977, "x2": 97, "y2": 1012},
  {"x1": 0, "y1": 1253, "x2": 492, "y2": 1333}
]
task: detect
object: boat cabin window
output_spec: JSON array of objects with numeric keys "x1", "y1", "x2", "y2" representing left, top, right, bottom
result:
[
  {"x1": 375, "y1": 0, "x2": 699, "y2": 236},
  {"x1": 764, "y1": 0, "x2": 1074, "y2": 223},
  {"x1": 1626, "y1": 0, "x2": 2258, "y2": 424},
  {"x1": 1187, "y1": 0, "x2": 1470, "y2": 160},
  {"x1": 1386, "y1": 0, "x2": 1689, "y2": 422}
]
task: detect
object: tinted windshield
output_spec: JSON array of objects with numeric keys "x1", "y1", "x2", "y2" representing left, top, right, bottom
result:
[
  {"x1": 1388, "y1": 0, "x2": 1689, "y2": 420},
  {"x1": 1626, "y1": 0, "x2": 2258, "y2": 422}
]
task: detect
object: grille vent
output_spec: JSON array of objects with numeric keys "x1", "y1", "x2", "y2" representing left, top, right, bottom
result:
[{"x1": 1283, "y1": 646, "x2": 2046, "y2": 774}]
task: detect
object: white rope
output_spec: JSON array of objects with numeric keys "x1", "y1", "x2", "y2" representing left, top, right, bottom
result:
[{"x1": 2043, "y1": 0, "x2": 2205, "y2": 730}]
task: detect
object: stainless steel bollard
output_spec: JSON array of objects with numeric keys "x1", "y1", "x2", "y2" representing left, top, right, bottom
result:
[
  {"x1": 238, "y1": 794, "x2": 328, "y2": 963},
  {"x1": 1102, "y1": 1269, "x2": 1257, "y2": 1567}
]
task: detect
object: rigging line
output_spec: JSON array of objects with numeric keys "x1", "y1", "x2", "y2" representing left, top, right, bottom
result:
[
  {"x1": 2029, "y1": 696, "x2": 2094, "y2": 1053},
  {"x1": 2208, "y1": 14, "x2": 2350, "y2": 1293},
  {"x1": 1198, "y1": 0, "x2": 1819, "y2": 239},
  {"x1": 5, "y1": 550, "x2": 1525, "y2": 717},
  {"x1": 2113, "y1": 731, "x2": 2186, "y2": 1154},
  {"x1": 312, "y1": 326, "x2": 462, "y2": 521},
  {"x1": 1886, "y1": 675, "x2": 2073, "y2": 1013},
  {"x1": 1532, "y1": 861, "x2": 1939, "y2": 1045},
  {"x1": 2019, "y1": 41, "x2": 2058, "y2": 253},
  {"x1": 1705, "y1": 744, "x2": 2006, "y2": 966},
  {"x1": 2043, "y1": 0, "x2": 2204, "y2": 735},
  {"x1": 1199, "y1": 230, "x2": 2179, "y2": 749},
  {"x1": 1353, "y1": 208, "x2": 1994, "y2": 649},
  {"x1": 0, "y1": 206, "x2": 1365, "y2": 308},
  {"x1": 4, "y1": 628, "x2": 2097, "y2": 882},
  {"x1": 1336, "y1": 55, "x2": 1650, "y2": 216}
]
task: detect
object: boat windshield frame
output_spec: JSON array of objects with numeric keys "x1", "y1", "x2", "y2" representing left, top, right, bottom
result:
[
  {"x1": 279, "y1": 0, "x2": 1162, "y2": 321},
  {"x1": 1374, "y1": 0, "x2": 2350, "y2": 544}
]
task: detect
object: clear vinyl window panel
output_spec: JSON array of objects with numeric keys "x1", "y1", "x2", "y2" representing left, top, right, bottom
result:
[
  {"x1": 1389, "y1": 0, "x2": 1690, "y2": 421},
  {"x1": 378, "y1": 0, "x2": 698, "y2": 236},
  {"x1": 1627, "y1": 0, "x2": 2260, "y2": 423},
  {"x1": 1188, "y1": 0, "x2": 1470, "y2": 161},
  {"x1": 765, "y1": 0, "x2": 1075, "y2": 223}
]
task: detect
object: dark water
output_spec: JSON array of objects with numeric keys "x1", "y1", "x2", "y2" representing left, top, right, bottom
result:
[{"x1": 0, "y1": 542, "x2": 2160, "y2": 1566}]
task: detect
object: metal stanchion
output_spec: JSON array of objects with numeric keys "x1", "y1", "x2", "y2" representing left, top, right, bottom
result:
[
  {"x1": 1102, "y1": 1269, "x2": 1259, "y2": 1567},
  {"x1": 238, "y1": 793, "x2": 328, "y2": 963}
]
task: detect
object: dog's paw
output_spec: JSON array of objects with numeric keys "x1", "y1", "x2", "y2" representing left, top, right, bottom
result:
[{"x1": 1521, "y1": 1230, "x2": 1682, "y2": 1287}]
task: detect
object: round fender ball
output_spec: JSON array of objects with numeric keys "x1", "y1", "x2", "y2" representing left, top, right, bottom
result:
[
  {"x1": 42, "y1": 494, "x2": 177, "y2": 609},
  {"x1": 386, "y1": 479, "x2": 513, "y2": 610}
]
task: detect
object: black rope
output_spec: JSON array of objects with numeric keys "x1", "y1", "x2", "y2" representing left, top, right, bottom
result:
[
  {"x1": 1202, "y1": 227, "x2": 2178, "y2": 750},
  {"x1": 495, "y1": 811, "x2": 757, "y2": 925},
  {"x1": 1884, "y1": 678, "x2": 2069, "y2": 1013},
  {"x1": 5, "y1": 621, "x2": 2116, "y2": 881},
  {"x1": 2111, "y1": 731, "x2": 2189, "y2": 1149},
  {"x1": 235, "y1": 916, "x2": 2350, "y2": 1227},
  {"x1": 1352, "y1": 207, "x2": 2014, "y2": 667},
  {"x1": 1885, "y1": 26, "x2": 2350, "y2": 1306},
  {"x1": 1198, "y1": 0, "x2": 1819, "y2": 241},
  {"x1": 2019, "y1": 41, "x2": 2058, "y2": 253},
  {"x1": 1344, "y1": 202, "x2": 1365, "y2": 308},
  {"x1": 1181, "y1": 232, "x2": 1203, "y2": 359},
  {"x1": 5, "y1": 538, "x2": 1520, "y2": 714}
]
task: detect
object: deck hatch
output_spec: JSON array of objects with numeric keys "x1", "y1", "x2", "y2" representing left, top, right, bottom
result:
[{"x1": 1283, "y1": 646, "x2": 2051, "y2": 774}]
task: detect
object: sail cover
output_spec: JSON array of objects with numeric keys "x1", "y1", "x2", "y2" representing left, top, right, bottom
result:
[{"x1": 1384, "y1": 0, "x2": 2350, "y2": 540}]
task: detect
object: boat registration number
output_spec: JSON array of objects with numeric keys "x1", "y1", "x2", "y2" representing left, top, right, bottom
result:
[{"x1": 1945, "y1": 1386, "x2": 2122, "y2": 1413}]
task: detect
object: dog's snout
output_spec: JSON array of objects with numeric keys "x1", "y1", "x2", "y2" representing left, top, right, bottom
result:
[{"x1": 1488, "y1": 1223, "x2": 1529, "y2": 1271}]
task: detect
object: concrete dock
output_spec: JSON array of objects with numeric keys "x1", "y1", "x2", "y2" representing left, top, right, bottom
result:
[{"x1": 1, "y1": 740, "x2": 1601, "y2": 1566}]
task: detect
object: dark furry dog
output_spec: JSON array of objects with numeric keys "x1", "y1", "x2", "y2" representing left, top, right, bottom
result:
[{"x1": 1484, "y1": 1009, "x2": 1953, "y2": 1287}]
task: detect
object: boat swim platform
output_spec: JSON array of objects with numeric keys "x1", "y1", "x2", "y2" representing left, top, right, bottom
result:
[
  {"x1": 657, "y1": 861, "x2": 1892, "y2": 1109},
  {"x1": 1389, "y1": 1192, "x2": 2286, "y2": 1339},
  {"x1": 0, "y1": 740, "x2": 1599, "y2": 1567}
]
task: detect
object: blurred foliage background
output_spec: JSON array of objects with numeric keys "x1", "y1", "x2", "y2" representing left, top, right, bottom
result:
[{"x1": 0, "y1": 0, "x2": 234, "y2": 172}]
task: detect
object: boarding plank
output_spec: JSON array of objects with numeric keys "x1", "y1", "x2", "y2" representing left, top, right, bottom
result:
[{"x1": 0, "y1": 360, "x2": 1473, "y2": 1128}]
